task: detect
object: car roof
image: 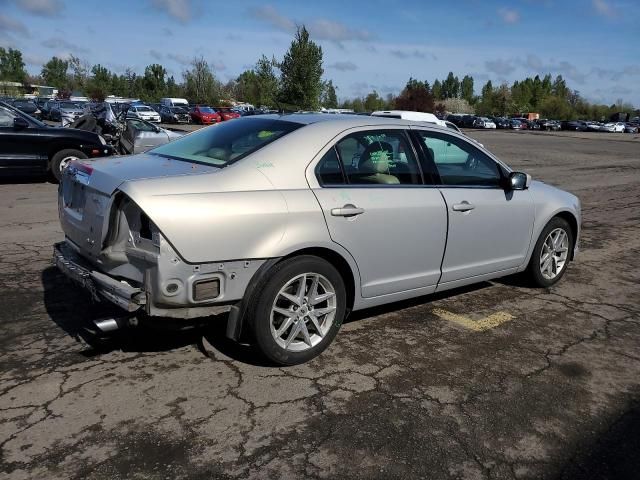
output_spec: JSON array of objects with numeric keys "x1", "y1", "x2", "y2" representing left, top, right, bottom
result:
[{"x1": 255, "y1": 113, "x2": 449, "y2": 129}]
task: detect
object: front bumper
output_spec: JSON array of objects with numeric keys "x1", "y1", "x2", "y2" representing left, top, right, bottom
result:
[{"x1": 54, "y1": 242, "x2": 145, "y2": 312}]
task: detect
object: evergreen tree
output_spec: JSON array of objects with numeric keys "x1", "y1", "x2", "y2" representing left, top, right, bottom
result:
[{"x1": 278, "y1": 26, "x2": 324, "y2": 110}]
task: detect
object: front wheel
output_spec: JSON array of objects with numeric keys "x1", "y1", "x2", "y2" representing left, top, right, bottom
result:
[
  {"x1": 526, "y1": 217, "x2": 574, "y2": 287},
  {"x1": 50, "y1": 149, "x2": 88, "y2": 182},
  {"x1": 248, "y1": 256, "x2": 346, "y2": 365}
]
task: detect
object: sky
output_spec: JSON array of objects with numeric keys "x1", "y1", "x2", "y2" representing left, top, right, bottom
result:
[{"x1": 1, "y1": 0, "x2": 639, "y2": 105}]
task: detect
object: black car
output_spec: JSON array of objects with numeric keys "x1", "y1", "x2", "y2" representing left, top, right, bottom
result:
[
  {"x1": 11, "y1": 99, "x2": 40, "y2": 118},
  {"x1": 159, "y1": 105, "x2": 191, "y2": 124},
  {"x1": 537, "y1": 119, "x2": 561, "y2": 131},
  {"x1": 0, "y1": 101, "x2": 114, "y2": 181},
  {"x1": 491, "y1": 117, "x2": 510, "y2": 129},
  {"x1": 561, "y1": 120, "x2": 588, "y2": 131},
  {"x1": 461, "y1": 115, "x2": 478, "y2": 128}
]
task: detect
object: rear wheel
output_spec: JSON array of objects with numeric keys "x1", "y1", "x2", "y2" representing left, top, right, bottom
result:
[
  {"x1": 248, "y1": 256, "x2": 346, "y2": 365},
  {"x1": 526, "y1": 217, "x2": 574, "y2": 287},
  {"x1": 50, "y1": 149, "x2": 87, "y2": 182}
]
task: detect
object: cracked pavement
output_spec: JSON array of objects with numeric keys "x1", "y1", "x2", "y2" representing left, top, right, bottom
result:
[{"x1": 1, "y1": 130, "x2": 639, "y2": 479}]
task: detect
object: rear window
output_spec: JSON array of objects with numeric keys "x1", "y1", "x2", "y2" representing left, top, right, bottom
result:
[{"x1": 149, "y1": 118, "x2": 302, "y2": 167}]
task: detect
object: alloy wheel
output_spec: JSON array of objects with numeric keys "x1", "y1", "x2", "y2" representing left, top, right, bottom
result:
[
  {"x1": 270, "y1": 273, "x2": 337, "y2": 352},
  {"x1": 540, "y1": 228, "x2": 569, "y2": 280}
]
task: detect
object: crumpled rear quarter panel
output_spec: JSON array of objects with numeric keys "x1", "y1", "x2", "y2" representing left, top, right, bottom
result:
[{"x1": 119, "y1": 166, "x2": 289, "y2": 264}]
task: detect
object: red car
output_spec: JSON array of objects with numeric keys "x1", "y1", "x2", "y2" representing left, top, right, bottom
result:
[
  {"x1": 189, "y1": 105, "x2": 221, "y2": 124},
  {"x1": 216, "y1": 107, "x2": 241, "y2": 121}
]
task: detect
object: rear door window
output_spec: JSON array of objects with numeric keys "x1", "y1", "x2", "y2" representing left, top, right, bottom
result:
[{"x1": 333, "y1": 130, "x2": 423, "y2": 185}]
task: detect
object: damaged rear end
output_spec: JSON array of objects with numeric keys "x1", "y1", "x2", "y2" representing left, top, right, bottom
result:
[{"x1": 54, "y1": 155, "x2": 262, "y2": 320}]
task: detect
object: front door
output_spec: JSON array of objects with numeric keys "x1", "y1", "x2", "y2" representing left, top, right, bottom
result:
[
  {"x1": 414, "y1": 129, "x2": 534, "y2": 286},
  {"x1": 311, "y1": 128, "x2": 448, "y2": 298},
  {"x1": 0, "y1": 105, "x2": 46, "y2": 174}
]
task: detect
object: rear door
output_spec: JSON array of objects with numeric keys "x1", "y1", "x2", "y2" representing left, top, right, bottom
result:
[
  {"x1": 413, "y1": 129, "x2": 534, "y2": 287},
  {"x1": 310, "y1": 127, "x2": 448, "y2": 298}
]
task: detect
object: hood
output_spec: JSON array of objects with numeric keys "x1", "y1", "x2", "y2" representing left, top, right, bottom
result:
[{"x1": 71, "y1": 153, "x2": 220, "y2": 195}]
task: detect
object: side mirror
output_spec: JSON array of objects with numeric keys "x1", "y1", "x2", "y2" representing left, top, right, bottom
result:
[
  {"x1": 13, "y1": 117, "x2": 29, "y2": 129},
  {"x1": 508, "y1": 171, "x2": 531, "y2": 191}
]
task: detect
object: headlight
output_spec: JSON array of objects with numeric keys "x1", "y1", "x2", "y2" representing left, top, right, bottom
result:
[{"x1": 98, "y1": 135, "x2": 107, "y2": 146}]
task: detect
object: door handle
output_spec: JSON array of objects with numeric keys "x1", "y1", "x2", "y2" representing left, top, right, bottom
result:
[
  {"x1": 452, "y1": 201, "x2": 475, "y2": 212},
  {"x1": 331, "y1": 204, "x2": 365, "y2": 217}
]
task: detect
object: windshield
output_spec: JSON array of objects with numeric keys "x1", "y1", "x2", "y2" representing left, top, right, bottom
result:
[
  {"x1": 136, "y1": 106, "x2": 153, "y2": 112},
  {"x1": 60, "y1": 102, "x2": 80, "y2": 109},
  {"x1": 171, "y1": 107, "x2": 187, "y2": 113},
  {"x1": 13, "y1": 100, "x2": 34, "y2": 107},
  {"x1": 199, "y1": 106, "x2": 215, "y2": 113},
  {"x1": 150, "y1": 118, "x2": 302, "y2": 167}
]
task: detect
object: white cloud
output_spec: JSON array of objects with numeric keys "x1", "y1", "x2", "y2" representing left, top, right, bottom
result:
[
  {"x1": 307, "y1": 19, "x2": 371, "y2": 43},
  {"x1": 149, "y1": 49, "x2": 164, "y2": 60},
  {"x1": 41, "y1": 36, "x2": 89, "y2": 53},
  {"x1": 485, "y1": 58, "x2": 516, "y2": 75},
  {"x1": 328, "y1": 61, "x2": 358, "y2": 71},
  {"x1": 249, "y1": 5, "x2": 372, "y2": 45},
  {"x1": 249, "y1": 5, "x2": 295, "y2": 32},
  {"x1": 151, "y1": 0, "x2": 192, "y2": 23},
  {"x1": 0, "y1": 13, "x2": 29, "y2": 37},
  {"x1": 592, "y1": 0, "x2": 616, "y2": 18},
  {"x1": 15, "y1": 0, "x2": 63, "y2": 16},
  {"x1": 497, "y1": 8, "x2": 520, "y2": 24},
  {"x1": 167, "y1": 52, "x2": 191, "y2": 65}
]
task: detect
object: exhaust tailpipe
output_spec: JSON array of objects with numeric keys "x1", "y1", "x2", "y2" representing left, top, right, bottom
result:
[{"x1": 93, "y1": 318, "x2": 121, "y2": 333}]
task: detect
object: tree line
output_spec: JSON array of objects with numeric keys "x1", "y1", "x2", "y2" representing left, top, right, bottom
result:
[
  {"x1": 1, "y1": 31, "x2": 637, "y2": 120},
  {"x1": 0, "y1": 26, "x2": 334, "y2": 109},
  {"x1": 342, "y1": 73, "x2": 637, "y2": 120}
]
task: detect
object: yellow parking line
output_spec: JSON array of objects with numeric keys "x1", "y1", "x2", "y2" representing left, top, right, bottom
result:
[{"x1": 432, "y1": 308, "x2": 514, "y2": 332}]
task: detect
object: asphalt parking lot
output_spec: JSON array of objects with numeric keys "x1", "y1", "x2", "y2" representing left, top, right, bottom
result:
[{"x1": 1, "y1": 129, "x2": 639, "y2": 479}]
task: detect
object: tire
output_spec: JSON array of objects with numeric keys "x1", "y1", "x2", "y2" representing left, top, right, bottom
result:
[
  {"x1": 50, "y1": 149, "x2": 87, "y2": 183},
  {"x1": 247, "y1": 255, "x2": 347, "y2": 365},
  {"x1": 526, "y1": 217, "x2": 574, "y2": 288}
]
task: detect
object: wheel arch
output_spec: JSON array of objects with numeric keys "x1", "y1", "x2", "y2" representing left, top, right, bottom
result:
[
  {"x1": 226, "y1": 245, "x2": 359, "y2": 342},
  {"x1": 280, "y1": 247, "x2": 356, "y2": 313},
  {"x1": 554, "y1": 211, "x2": 579, "y2": 260}
]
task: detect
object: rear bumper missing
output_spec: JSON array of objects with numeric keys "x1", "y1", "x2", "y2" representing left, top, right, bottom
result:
[{"x1": 53, "y1": 242, "x2": 145, "y2": 312}]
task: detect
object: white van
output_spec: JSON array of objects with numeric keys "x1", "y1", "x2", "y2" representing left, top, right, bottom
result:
[
  {"x1": 371, "y1": 110, "x2": 447, "y2": 128},
  {"x1": 160, "y1": 97, "x2": 189, "y2": 108}
]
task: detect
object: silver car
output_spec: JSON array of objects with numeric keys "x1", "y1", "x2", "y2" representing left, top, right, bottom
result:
[
  {"x1": 127, "y1": 105, "x2": 161, "y2": 123},
  {"x1": 54, "y1": 115, "x2": 581, "y2": 365}
]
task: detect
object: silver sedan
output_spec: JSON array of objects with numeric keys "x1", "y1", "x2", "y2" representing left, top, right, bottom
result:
[{"x1": 55, "y1": 115, "x2": 581, "y2": 365}]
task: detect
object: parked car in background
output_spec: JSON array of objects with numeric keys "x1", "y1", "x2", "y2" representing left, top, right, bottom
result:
[
  {"x1": 127, "y1": 105, "x2": 161, "y2": 123},
  {"x1": 160, "y1": 97, "x2": 189, "y2": 109},
  {"x1": 216, "y1": 107, "x2": 241, "y2": 121},
  {"x1": 491, "y1": 117, "x2": 511, "y2": 129},
  {"x1": 49, "y1": 101, "x2": 85, "y2": 126},
  {"x1": 160, "y1": 105, "x2": 191, "y2": 124},
  {"x1": 599, "y1": 122, "x2": 625, "y2": 133},
  {"x1": 54, "y1": 114, "x2": 580, "y2": 365},
  {"x1": 561, "y1": 120, "x2": 589, "y2": 131},
  {"x1": 585, "y1": 121, "x2": 602, "y2": 132},
  {"x1": 474, "y1": 117, "x2": 496, "y2": 129},
  {"x1": 623, "y1": 123, "x2": 638, "y2": 133},
  {"x1": 119, "y1": 117, "x2": 183, "y2": 155},
  {"x1": 0, "y1": 100, "x2": 113, "y2": 181},
  {"x1": 510, "y1": 119, "x2": 525, "y2": 130},
  {"x1": 150, "y1": 103, "x2": 162, "y2": 113},
  {"x1": 11, "y1": 99, "x2": 41, "y2": 118},
  {"x1": 537, "y1": 119, "x2": 561, "y2": 131},
  {"x1": 190, "y1": 105, "x2": 221, "y2": 124},
  {"x1": 461, "y1": 115, "x2": 478, "y2": 128},
  {"x1": 371, "y1": 110, "x2": 447, "y2": 127},
  {"x1": 446, "y1": 114, "x2": 464, "y2": 127}
]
